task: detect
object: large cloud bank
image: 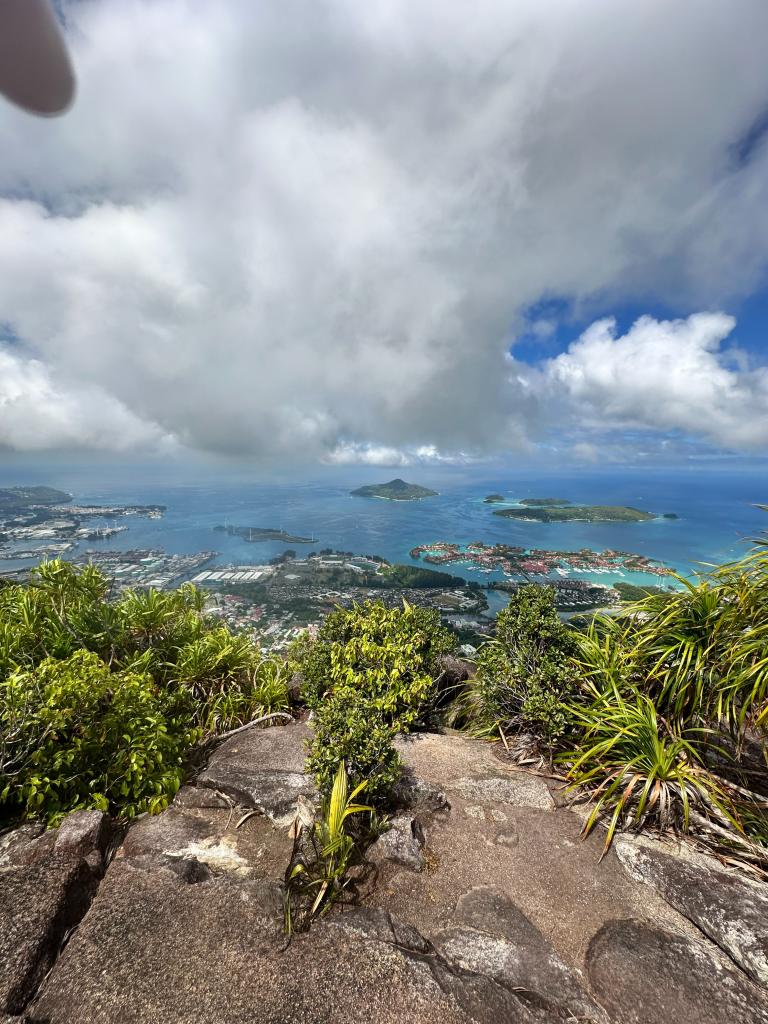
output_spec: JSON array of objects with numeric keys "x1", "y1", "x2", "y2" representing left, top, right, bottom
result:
[{"x1": 0, "y1": 0, "x2": 768, "y2": 460}]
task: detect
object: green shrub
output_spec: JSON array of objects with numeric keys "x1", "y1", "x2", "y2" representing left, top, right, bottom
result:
[
  {"x1": 0, "y1": 560, "x2": 292, "y2": 825},
  {"x1": 562, "y1": 534, "x2": 768, "y2": 857},
  {"x1": 1, "y1": 650, "x2": 198, "y2": 823},
  {"x1": 307, "y1": 691, "x2": 401, "y2": 802},
  {"x1": 451, "y1": 585, "x2": 577, "y2": 744},
  {"x1": 559, "y1": 683, "x2": 732, "y2": 852},
  {"x1": 200, "y1": 657, "x2": 290, "y2": 733},
  {"x1": 291, "y1": 600, "x2": 456, "y2": 728}
]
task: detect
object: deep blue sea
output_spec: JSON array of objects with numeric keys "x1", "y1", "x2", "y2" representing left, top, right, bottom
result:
[{"x1": 1, "y1": 462, "x2": 766, "y2": 612}]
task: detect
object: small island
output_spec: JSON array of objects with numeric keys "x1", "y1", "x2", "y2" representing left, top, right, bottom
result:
[
  {"x1": 214, "y1": 525, "x2": 316, "y2": 544},
  {"x1": 494, "y1": 504, "x2": 655, "y2": 523},
  {"x1": 483, "y1": 494, "x2": 507, "y2": 503},
  {"x1": 351, "y1": 478, "x2": 438, "y2": 501}
]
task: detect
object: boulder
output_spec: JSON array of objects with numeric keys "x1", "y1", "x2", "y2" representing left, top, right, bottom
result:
[
  {"x1": 435, "y1": 654, "x2": 474, "y2": 688},
  {"x1": 0, "y1": 857, "x2": 96, "y2": 1015},
  {"x1": 196, "y1": 721, "x2": 317, "y2": 825},
  {"x1": 119, "y1": 803, "x2": 291, "y2": 881},
  {"x1": 54, "y1": 811, "x2": 109, "y2": 869},
  {"x1": 0, "y1": 824, "x2": 56, "y2": 870},
  {"x1": 433, "y1": 886, "x2": 606, "y2": 1023},
  {"x1": 587, "y1": 918, "x2": 768, "y2": 1024},
  {"x1": 391, "y1": 772, "x2": 450, "y2": 813},
  {"x1": 0, "y1": 811, "x2": 112, "y2": 1015},
  {"x1": 616, "y1": 839, "x2": 768, "y2": 986},
  {"x1": 451, "y1": 775, "x2": 553, "y2": 810},
  {"x1": 394, "y1": 732, "x2": 553, "y2": 810},
  {"x1": 172, "y1": 785, "x2": 233, "y2": 809},
  {"x1": 368, "y1": 815, "x2": 425, "y2": 872},
  {"x1": 196, "y1": 765, "x2": 315, "y2": 825},
  {"x1": 209, "y1": 720, "x2": 311, "y2": 773},
  {"x1": 121, "y1": 808, "x2": 218, "y2": 861}
]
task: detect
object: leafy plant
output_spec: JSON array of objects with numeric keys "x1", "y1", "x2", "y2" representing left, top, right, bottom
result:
[
  {"x1": 200, "y1": 656, "x2": 290, "y2": 733},
  {"x1": 290, "y1": 599, "x2": 456, "y2": 726},
  {"x1": 285, "y1": 762, "x2": 372, "y2": 933},
  {"x1": 307, "y1": 691, "x2": 401, "y2": 802},
  {"x1": 1, "y1": 650, "x2": 198, "y2": 824},
  {"x1": 559, "y1": 683, "x2": 732, "y2": 853},
  {"x1": 450, "y1": 585, "x2": 577, "y2": 744},
  {"x1": 574, "y1": 548, "x2": 768, "y2": 735},
  {"x1": 0, "y1": 559, "x2": 293, "y2": 825}
]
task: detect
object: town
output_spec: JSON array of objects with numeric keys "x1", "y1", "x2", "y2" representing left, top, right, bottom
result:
[
  {"x1": 410, "y1": 540, "x2": 675, "y2": 580},
  {"x1": 193, "y1": 551, "x2": 489, "y2": 651},
  {"x1": 0, "y1": 491, "x2": 166, "y2": 562}
]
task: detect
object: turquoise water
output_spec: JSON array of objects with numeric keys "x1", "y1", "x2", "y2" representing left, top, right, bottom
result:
[{"x1": 0, "y1": 464, "x2": 765, "y2": 602}]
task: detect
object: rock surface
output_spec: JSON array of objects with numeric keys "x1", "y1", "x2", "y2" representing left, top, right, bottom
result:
[
  {"x1": 434, "y1": 886, "x2": 606, "y2": 1022},
  {"x1": 0, "y1": 811, "x2": 108, "y2": 1015},
  {"x1": 4, "y1": 723, "x2": 768, "y2": 1023},
  {"x1": 395, "y1": 732, "x2": 555, "y2": 811},
  {"x1": 588, "y1": 918, "x2": 768, "y2": 1024},
  {"x1": 616, "y1": 838, "x2": 768, "y2": 985},
  {"x1": 368, "y1": 814, "x2": 425, "y2": 871},
  {"x1": 30, "y1": 881, "x2": 558, "y2": 1024},
  {"x1": 196, "y1": 721, "x2": 317, "y2": 825}
]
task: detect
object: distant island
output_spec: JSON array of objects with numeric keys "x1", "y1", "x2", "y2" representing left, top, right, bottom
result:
[
  {"x1": 214, "y1": 525, "x2": 315, "y2": 544},
  {"x1": 519, "y1": 497, "x2": 571, "y2": 507},
  {"x1": 493, "y1": 504, "x2": 656, "y2": 523},
  {"x1": 483, "y1": 494, "x2": 506, "y2": 503},
  {"x1": 351, "y1": 478, "x2": 438, "y2": 501},
  {"x1": 0, "y1": 486, "x2": 71, "y2": 510}
]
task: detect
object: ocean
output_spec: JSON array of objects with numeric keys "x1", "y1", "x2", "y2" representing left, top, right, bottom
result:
[{"x1": 1, "y1": 462, "x2": 766, "y2": 609}]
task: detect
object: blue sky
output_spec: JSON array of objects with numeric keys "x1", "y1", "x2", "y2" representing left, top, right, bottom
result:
[{"x1": 513, "y1": 292, "x2": 768, "y2": 367}]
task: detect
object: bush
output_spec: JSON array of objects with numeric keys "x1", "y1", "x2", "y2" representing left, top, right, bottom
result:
[
  {"x1": 0, "y1": 560, "x2": 290, "y2": 825},
  {"x1": 561, "y1": 536, "x2": 768, "y2": 858},
  {"x1": 200, "y1": 657, "x2": 290, "y2": 733},
  {"x1": 1, "y1": 650, "x2": 198, "y2": 823},
  {"x1": 306, "y1": 691, "x2": 401, "y2": 803},
  {"x1": 291, "y1": 600, "x2": 456, "y2": 728},
  {"x1": 559, "y1": 683, "x2": 730, "y2": 851},
  {"x1": 451, "y1": 585, "x2": 577, "y2": 744}
]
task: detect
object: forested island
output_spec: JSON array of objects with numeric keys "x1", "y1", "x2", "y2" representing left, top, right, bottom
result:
[
  {"x1": 0, "y1": 485, "x2": 71, "y2": 510},
  {"x1": 483, "y1": 493, "x2": 506, "y2": 503},
  {"x1": 351, "y1": 478, "x2": 438, "y2": 500},
  {"x1": 494, "y1": 504, "x2": 656, "y2": 523}
]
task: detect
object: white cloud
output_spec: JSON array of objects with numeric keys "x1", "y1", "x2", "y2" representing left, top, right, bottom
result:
[
  {"x1": 0, "y1": 346, "x2": 173, "y2": 451},
  {"x1": 0, "y1": 1, "x2": 766, "y2": 456},
  {"x1": 542, "y1": 313, "x2": 768, "y2": 448},
  {"x1": 325, "y1": 443, "x2": 411, "y2": 467},
  {"x1": 325, "y1": 441, "x2": 481, "y2": 466}
]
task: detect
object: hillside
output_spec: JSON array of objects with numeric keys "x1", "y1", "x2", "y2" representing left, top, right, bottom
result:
[
  {"x1": 351, "y1": 478, "x2": 438, "y2": 500},
  {"x1": 0, "y1": 486, "x2": 70, "y2": 510}
]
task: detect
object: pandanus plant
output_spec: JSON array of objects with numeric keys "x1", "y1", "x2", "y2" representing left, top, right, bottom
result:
[{"x1": 285, "y1": 761, "x2": 372, "y2": 933}]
